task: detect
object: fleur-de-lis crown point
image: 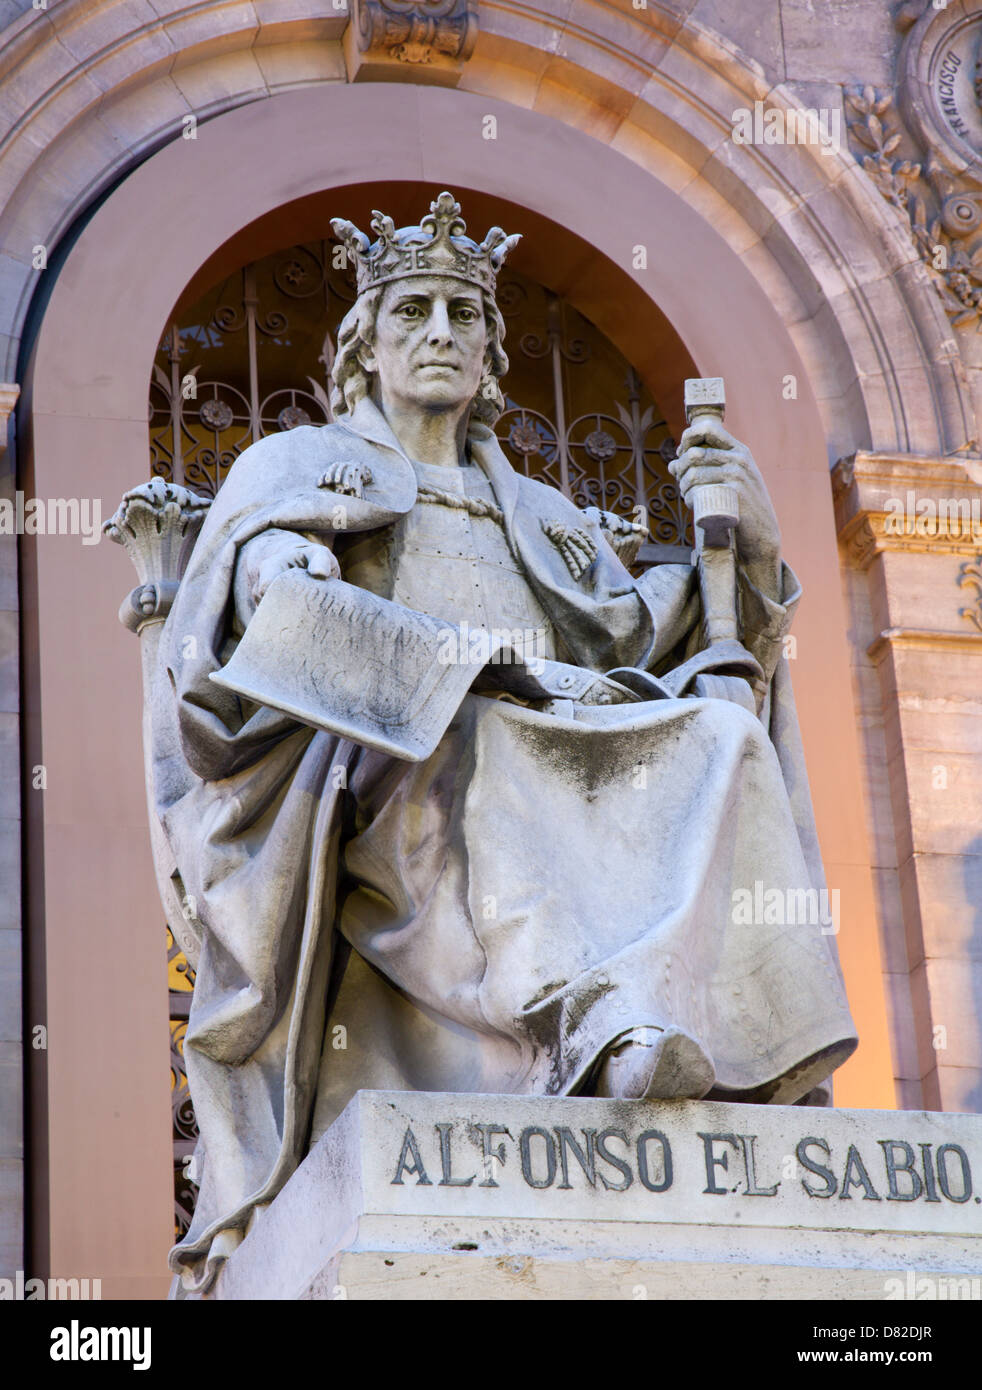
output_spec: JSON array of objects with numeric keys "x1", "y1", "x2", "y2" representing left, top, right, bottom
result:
[{"x1": 330, "y1": 191, "x2": 521, "y2": 297}]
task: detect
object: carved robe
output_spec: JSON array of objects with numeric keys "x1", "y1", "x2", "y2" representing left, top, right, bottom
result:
[{"x1": 157, "y1": 396, "x2": 857, "y2": 1293}]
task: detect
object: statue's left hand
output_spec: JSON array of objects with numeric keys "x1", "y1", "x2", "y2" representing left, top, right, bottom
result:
[{"x1": 668, "y1": 417, "x2": 782, "y2": 588}]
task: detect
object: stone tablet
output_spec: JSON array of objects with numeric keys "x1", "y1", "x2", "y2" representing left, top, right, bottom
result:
[
  {"x1": 210, "y1": 1091, "x2": 982, "y2": 1301},
  {"x1": 211, "y1": 570, "x2": 500, "y2": 760}
]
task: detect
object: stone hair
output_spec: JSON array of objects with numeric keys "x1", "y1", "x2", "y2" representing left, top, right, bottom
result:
[{"x1": 329, "y1": 284, "x2": 510, "y2": 426}]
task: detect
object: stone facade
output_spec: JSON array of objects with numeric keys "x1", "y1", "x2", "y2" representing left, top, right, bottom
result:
[{"x1": 1, "y1": 0, "x2": 980, "y2": 1295}]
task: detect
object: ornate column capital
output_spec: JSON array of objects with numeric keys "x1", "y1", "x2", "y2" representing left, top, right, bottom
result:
[
  {"x1": 833, "y1": 450, "x2": 982, "y2": 567},
  {"x1": 344, "y1": 0, "x2": 478, "y2": 84},
  {"x1": 103, "y1": 479, "x2": 211, "y2": 633}
]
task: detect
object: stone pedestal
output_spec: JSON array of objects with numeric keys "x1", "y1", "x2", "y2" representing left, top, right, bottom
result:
[{"x1": 208, "y1": 1091, "x2": 982, "y2": 1300}]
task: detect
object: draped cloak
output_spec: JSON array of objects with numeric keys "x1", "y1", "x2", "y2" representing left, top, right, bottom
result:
[{"x1": 155, "y1": 397, "x2": 857, "y2": 1294}]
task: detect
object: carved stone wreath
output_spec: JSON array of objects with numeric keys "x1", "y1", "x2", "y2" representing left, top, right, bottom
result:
[
  {"x1": 845, "y1": 85, "x2": 982, "y2": 328},
  {"x1": 845, "y1": 5, "x2": 982, "y2": 330}
]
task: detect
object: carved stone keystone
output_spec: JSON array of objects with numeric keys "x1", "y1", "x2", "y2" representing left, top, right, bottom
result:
[{"x1": 344, "y1": 0, "x2": 479, "y2": 85}]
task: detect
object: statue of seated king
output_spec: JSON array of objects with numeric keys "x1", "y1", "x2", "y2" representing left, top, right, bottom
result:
[{"x1": 105, "y1": 191, "x2": 857, "y2": 1296}]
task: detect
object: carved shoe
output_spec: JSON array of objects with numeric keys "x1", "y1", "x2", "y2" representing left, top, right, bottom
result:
[{"x1": 594, "y1": 1025, "x2": 715, "y2": 1101}]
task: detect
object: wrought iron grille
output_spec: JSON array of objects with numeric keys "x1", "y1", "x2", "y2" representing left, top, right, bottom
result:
[{"x1": 167, "y1": 927, "x2": 197, "y2": 1241}]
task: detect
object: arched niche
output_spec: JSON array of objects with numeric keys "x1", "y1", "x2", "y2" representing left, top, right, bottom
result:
[{"x1": 18, "y1": 80, "x2": 895, "y2": 1295}]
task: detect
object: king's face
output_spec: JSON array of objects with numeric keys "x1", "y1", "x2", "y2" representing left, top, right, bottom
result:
[{"x1": 361, "y1": 274, "x2": 487, "y2": 414}]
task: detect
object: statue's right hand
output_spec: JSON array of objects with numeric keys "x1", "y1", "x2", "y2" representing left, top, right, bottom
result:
[{"x1": 249, "y1": 540, "x2": 340, "y2": 606}]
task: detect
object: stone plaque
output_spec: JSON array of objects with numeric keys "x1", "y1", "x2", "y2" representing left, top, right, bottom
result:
[
  {"x1": 929, "y1": 21, "x2": 982, "y2": 156},
  {"x1": 209, "y1": 1092, "x2": 982, "y2": 1300},
  {"x1": 902, "y1": 7, "x2": 982, "y2": 170}
]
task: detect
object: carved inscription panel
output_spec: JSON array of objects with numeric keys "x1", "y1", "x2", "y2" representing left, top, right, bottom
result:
[{"x1": 359, "y1": 1092, "x2": 982, "y2": 1239}]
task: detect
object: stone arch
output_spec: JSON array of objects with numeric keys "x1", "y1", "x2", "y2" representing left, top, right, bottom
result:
[{"x1": 1, "y1": 0, "x2": 971, "y2": 459}]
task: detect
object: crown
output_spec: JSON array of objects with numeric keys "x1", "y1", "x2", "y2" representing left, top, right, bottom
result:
[{"x1": 330, "y1": 191, "x2": 521, "y2": 297}]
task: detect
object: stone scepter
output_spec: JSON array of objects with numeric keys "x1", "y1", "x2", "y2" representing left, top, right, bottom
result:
[{"x1": 684, "y1": 376, "x2": 740, "y2": 645}]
